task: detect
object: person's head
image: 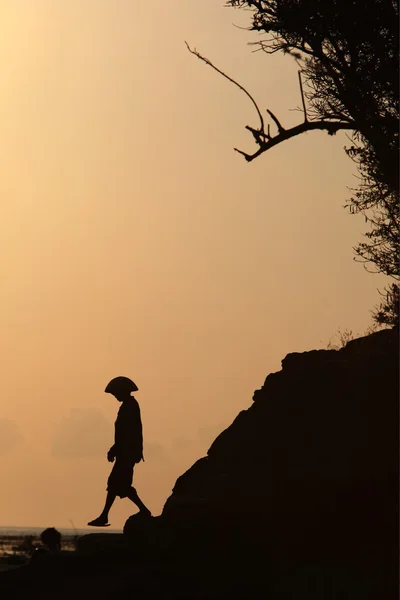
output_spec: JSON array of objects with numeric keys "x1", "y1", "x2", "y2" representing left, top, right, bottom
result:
[
  {"x1": 40, "y1": 528, "x2": 61, "y2": 553},
  {"x1": 105, "y1": 376, "x2": 138, "y2": 402}
]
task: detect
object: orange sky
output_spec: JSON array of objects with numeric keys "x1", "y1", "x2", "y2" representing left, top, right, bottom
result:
[{"x1": 0, "y1": 1, "x2": 387, "y2": 530}]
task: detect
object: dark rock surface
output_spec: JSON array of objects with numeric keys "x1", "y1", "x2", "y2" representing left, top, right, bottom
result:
[
  {"x1": 162, "y1": 327, "x2": 399, "y2": 596},
  {"x1": 77, "y1": 533, "x2": 129, "y2": 559}
]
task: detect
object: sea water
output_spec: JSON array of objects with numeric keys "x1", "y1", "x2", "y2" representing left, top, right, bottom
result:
[
  {"x1": 0, "y1": 525, "x2": 121, "y2": 559},
  {"x1": 0, "y1": 526, "x2": 121, "y2": 537}
]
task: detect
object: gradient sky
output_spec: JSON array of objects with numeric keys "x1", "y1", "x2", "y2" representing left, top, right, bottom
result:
[{"x1": 0, "y1": 1, "x2": 387, "y2": 530}]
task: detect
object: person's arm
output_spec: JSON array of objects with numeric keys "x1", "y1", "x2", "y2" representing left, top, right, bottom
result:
[{"x1": 107, "y1": 445, "x2": 116, "y2": 462}]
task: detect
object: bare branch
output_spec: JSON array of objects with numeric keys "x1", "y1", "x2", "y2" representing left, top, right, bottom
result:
[
  {"x1": 266, "y1": 109, "x2": 285, "y2": 133},
  {"x1": 186, "y1": 40, "x2": 357, "y2": 163},
  {"x1": 298, "y1": 71, "x2": 308, "y2": 122},
  {"x1": 235, "y1": 120, "x2": 357, "y2": 162},
  {"x1": 185, "y1": 42, "x2": 265, "y2": 134}
]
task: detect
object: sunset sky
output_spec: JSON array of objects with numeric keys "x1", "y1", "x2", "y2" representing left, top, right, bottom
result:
[{"x1": 0, "y1": 1, "x2": 387, "y2": 530}]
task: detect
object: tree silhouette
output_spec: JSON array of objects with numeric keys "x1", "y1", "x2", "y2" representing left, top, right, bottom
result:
[
  {"x1": 345, "y1": 139, "x2": 399, "y2": 325},
  {"x1": 188, "y1": 0, "x2": 399, "y2": 324}
]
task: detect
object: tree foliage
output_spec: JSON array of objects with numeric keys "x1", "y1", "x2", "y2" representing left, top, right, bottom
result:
[
  {"x1": 372, "y1": 283, "x2": 399, "y2": 326},
  {"x1": 346, "y1": 141, "x2": 399, "y2": 271},
  {"x1": 190, "y1": 1, "x2": 399, "y2": 325},
  {"x1": 227, "y1": 1, "x2": 399, "y2": 190}
]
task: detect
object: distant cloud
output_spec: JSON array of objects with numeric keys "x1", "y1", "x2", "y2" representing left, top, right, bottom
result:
[
  {"x1": 172, "y1": 424, "x2": 226, "y2": 452},
  {"x1": 0, "y1": 419, "x2": 24, "y2": 455},
  {"x1": 52, "y1": 409, "x2": 110, "y2": 459},
  {"x1": 173, "y1": 437, "x2": 194, "y2": 449},
  {"x1": 143, "y1": 443, "x2": 167, "y2": 462},
  {"x1": 197, "y1": 423, "x2": 225, "y2": 444}
]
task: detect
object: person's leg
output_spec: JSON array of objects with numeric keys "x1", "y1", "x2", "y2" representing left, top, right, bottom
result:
[
  {"x1": 127, "y1": 487, "x2": 151, "y2": 516},
  {"x1": 87, "y1": 491, "x2": 116, "y2": 526}
]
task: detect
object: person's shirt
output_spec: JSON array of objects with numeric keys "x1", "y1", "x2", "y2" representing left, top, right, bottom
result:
[{"x1": 114, "y1": 397, "x2": 143, "y2": 462}]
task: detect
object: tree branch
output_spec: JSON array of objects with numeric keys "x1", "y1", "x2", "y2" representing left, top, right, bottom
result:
[
  {"x1": 266, "y1": 109, "x2": 285, "y2": 133},
  {"x1": 185, "y1": 42, "x2": 265, "y2": 134},
  {"x1": 235, "y1": 120, "x2": 357, "y2": 162},
  {"x1": 298, "y1": 71, "x2": 308, "y2": 122},
  {"x1": 186, "y1": 41, "x2": 357, "y2": 163}
]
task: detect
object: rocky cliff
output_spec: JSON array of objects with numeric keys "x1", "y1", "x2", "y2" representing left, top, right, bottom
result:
[{"x1": 162, "y1": 327, "x2": 399, "y2": 595}]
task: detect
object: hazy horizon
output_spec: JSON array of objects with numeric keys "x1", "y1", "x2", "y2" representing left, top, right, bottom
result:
[{"x1": 0, "y1": 1, "x2": 387, "y2": 530}]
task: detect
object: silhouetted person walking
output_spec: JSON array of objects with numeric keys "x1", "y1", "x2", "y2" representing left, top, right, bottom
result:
[{"x1": 88, "y1": 376, "x2": 151, "y2": 526}]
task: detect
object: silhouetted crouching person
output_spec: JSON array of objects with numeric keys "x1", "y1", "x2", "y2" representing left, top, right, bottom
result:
[
  {"x1": 88, "y1": 376, "x2": 151, "y2": 527},
  {"x1": 30, "y1": 528, "x2": 62, "y2": 566},
  {"x1": 40, "y1": 528, "x2": 62, "y2": 553}
]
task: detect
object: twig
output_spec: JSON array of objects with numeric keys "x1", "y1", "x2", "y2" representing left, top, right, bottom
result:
[
  {"x1": 266, "y1": 109, "x2": 285, "y2": 133},
  {"x1": 298, "y1": 71, "x2": 308, "y2": 122},
  {"x1": 185, "y1": 42, "x2": 265, "y2": 134}
]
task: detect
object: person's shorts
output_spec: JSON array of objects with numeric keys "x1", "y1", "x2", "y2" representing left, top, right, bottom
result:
[{"x1": 107, "y1": 460, "x2": 135, "y2": 498}]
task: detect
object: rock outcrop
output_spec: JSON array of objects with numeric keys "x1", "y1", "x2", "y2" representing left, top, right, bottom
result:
[{"x1": 162, "y1": 327, "x2": 399, "y2": 596}]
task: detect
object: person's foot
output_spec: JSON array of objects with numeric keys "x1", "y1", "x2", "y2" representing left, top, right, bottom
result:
[{"x1": 87, "y1": 517, "x2": 110, "y2": 527}]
